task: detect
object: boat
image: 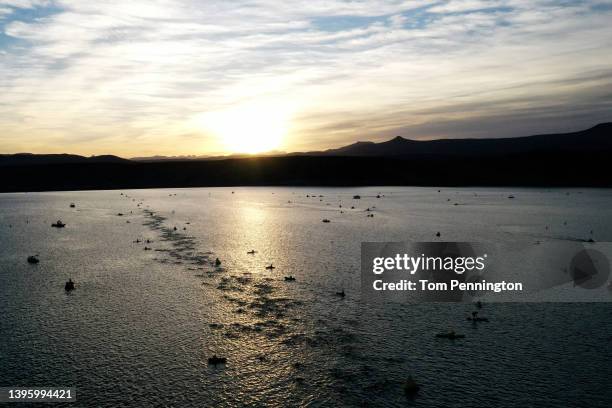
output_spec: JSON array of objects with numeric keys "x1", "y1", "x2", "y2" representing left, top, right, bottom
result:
[
  {"x1": 215, "y1": 258, "x2": 222, "y2": 267},
  {"x1": 435, "y1": 331, "x2": 464, "y2": 339},
  {"x1": 336, "y1": 289, "x2": 345, "y2": 297},
  {"x1": 284, "y1": 276, "x2": 296, "y2": 281},
  {"x1": 64, "y1": 279, "x2": 75, "y2": 292},
  {"x1": 353, "y1": 195, "x2": 361, "y2": 199},
  {"x1": 69, "y1": 203, "x2": 75, "y2": 208},
  {"x1": 404, "y1": 376, "x2": 420, "y2": 396},
  {"x1": 208, "y1": 355, "x2": 227, "y2": 365},
  {"x1": 117, "y1": 213, "x2": 124, "y2": 216},
  {"x1": 51, "y1": 220, "x2": 66, "y2": 228},
  {"x1": 322, "y1": 219, "x2": 331, "y2": 223},
  {"x1": 247, "y1": 250, "x2": 257, "y2": 255},
  {"x1": 27, "y1": 255, "x2": 40, "y2": 264},
  {"x1": 467, "y1": 317, "x2": 489, "y2": 322},
  {"x1": 265, "y1": 264, "x2": 275, "y2": 270}
]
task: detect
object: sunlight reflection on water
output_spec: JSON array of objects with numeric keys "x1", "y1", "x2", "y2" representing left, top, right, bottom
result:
[{"x1": 1, "y1": 187, "x2": 612, "y2": 407}]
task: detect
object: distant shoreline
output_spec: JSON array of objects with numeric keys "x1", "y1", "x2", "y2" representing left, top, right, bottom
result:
[{"x1": 2, "y1": 153, "x2": 611, "y2": 193}]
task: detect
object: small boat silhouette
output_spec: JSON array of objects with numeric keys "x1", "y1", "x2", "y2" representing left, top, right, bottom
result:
[
  {"x1": 27, "y1": 255, "x2": 40, "y2": 264},
  {"x1": 436, "y1": 331, "x2": 464, "y2": 340},
  {"x1": 69, "y1": 203, "x2": 75, "y2": 208},
  {"x1": 208, "y1": 355, "x2": 227, "y2": 365},
  {"x1": 215, "y1": 258, "x2": 222, "y2": 267},
  {"x1": 284, "y1": 276, "x2": 296, "y2": 281},
  {"x1": 468, "y1": 311, "x2": 488, "y2": 322},
  {"x1": 353, "y1": 195, "x2": 361, "y2": 199},
  {"x1": 265, "y1": 264, "x2": 275, "y2": 270},
  {"x1": 336, "y1": 289, "x2": 345, "y2": 297},
  {"x1": 467, "y1": 317, "x2": 489, "y2": 322},
  {"x1": 247, "y1": 250, "x2": 257, "y2": 255},
  {"x1": 404, "y1": 376, "x2": 420, "y2": 396},
  {"x1": 322, "y1": 219, "x2": 331, "y2": 223},
  {"x1": 51, "y1": 220, "x2": 66, "y2": 228},
  {"x1": 65, "y1": 279, "x2": 75, "y2": 292}
]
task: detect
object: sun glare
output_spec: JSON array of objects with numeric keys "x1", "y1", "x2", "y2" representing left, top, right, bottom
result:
[{"x1": 204, "y1": 103, "x2": 290, "y2": 154}]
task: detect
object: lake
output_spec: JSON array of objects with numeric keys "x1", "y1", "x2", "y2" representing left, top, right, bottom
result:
[{"x1": 1, "y1": 187, "x2": 611, "y2": 407}]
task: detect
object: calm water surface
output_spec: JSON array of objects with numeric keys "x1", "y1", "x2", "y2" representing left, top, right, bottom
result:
[{"x1": 1, "y1": 187, "x2": 611, "y2": 407}]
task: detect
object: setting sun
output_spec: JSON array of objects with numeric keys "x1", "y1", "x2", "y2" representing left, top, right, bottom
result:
[{"x1": 203, "y1": 103, "x2": 290, "y2": 154}]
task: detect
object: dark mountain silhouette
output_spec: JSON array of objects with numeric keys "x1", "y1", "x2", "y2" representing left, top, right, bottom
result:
[
  {"x1": 305, "y1": 123, "x2": 612, "y2": 157},
  {"x1": 130, "y1": 150, "x2": 287, "y2": 162},
  {"x1": 0, "y1": 153, "x2": 128, "y2": 166},
  {"x1": 1, "y1": 123, "x2": 611, "y2": 192}
]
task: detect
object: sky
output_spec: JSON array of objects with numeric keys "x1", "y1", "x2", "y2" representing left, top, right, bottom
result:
[{"x1": 1, "y1": 0, "x2": 612, "y2": 157}]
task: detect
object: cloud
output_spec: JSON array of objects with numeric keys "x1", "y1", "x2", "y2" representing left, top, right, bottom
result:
[
  {"x1": 427, "y1": 0, "x2": 508, "y2": 14},
  {"x1": 0, "y1": 0, "x2": 611, "y2": 155}
]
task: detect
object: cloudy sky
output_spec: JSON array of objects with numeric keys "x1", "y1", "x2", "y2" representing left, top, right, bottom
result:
[{"x1": 1, "y1": 0, "x2": 611, "y2": 156}]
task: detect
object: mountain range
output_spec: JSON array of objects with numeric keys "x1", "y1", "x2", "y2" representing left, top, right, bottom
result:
[
  {"x1": 309, "y1": 123, "x2": 612, "y2": 157},
  {"x1": 2, "y1": 123, "x2": 610, "y2": 165},
  {"x1": 1, "y1": 123, "x2": 611, "y2": 191}
]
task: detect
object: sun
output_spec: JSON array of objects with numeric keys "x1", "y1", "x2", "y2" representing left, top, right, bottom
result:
[{"x1": 204, "y1": 103, "x2": 290, "y2": 154}]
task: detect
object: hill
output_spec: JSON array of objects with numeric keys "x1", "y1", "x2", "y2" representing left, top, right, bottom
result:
[
  {"x1": 1, "y1": 123, "x2": 611, "y2": 191},
  {"x1": 307, "y1": 123, "x2": 612, "y2": 157},
  {"x1": 0, "y1": 153, "x2": 129, "y2": 166}
]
